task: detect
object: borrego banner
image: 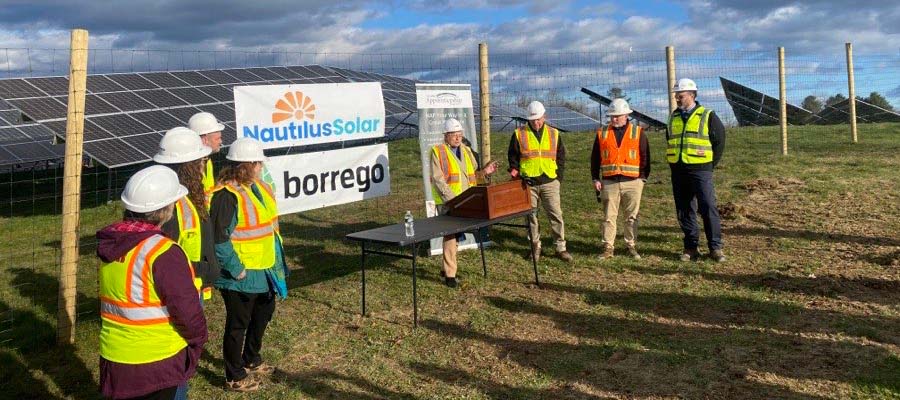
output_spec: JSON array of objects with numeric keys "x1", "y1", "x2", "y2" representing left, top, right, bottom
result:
[
  {"x1": 235, "y1": 82, "x2": 385, "y2": 150},
  {"x1": 416, "y1": 84, "x2": 480, "y2": 255},
  {"x1": 265, "y1": 144, "x2": 391, "y2": 215}
]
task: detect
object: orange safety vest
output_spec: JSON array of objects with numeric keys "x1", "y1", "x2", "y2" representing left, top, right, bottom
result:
[{"x1": 597, "y1": 123, "x2": 642, "y2": 178}]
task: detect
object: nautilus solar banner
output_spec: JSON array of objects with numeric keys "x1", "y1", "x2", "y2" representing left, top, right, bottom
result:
[
  {"x1": 234, "y1": 82, "x2": 385, "y2": 150},
  {"x1": 265, "y1": 143, "x2": 391, "y2": 214}
]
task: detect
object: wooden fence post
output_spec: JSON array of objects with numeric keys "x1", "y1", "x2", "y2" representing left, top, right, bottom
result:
[
  {"x1": 57, "y1": 29, "x2": 88, "y2": 345},
  {"x1": 846, "y1": 42, "x2": 858, "y2": 143},
  {"x1": 666, "y1": 46, "x2": 676, "y2": 113},
  {"x1": 478, "y1": 43, "x2": 490, "y2": 164},
  {"x1": 778, "y1": 47, "x2": 788, "y2": 155}
]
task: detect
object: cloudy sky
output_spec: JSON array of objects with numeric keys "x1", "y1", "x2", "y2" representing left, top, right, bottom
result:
[{"x1": 1, "y1": 0, "x2": 898, "y2": 121}]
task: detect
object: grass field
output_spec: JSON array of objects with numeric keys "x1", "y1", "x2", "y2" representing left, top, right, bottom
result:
[{"x1": 1, "y1": 123, "x2": 899, "y2": 399}]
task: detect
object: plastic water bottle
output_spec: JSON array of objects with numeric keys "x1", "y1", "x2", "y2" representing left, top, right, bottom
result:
[{"x1": 404, "y1": 211, "x2": 415, "y2": 237}]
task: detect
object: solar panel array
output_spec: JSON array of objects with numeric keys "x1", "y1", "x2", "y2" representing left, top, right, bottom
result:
[
  {"x1": 0, "y1": 99, "x2": 63, "y2": 168},
  {"x1": 580, "y1": 87, "x2": 668, "y2": 130},
  {"x1": 719, "y1": 77, "x2": 815, "y2": 127},
  {"x1": 816, "y1": 98, "x2": 900, "y2": 124},
  {"x1": 543, "y1": 106, "x2": 602, "y2": 133}
]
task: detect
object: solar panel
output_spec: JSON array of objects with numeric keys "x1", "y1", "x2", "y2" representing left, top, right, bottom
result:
[
  {"x1": 197, "y1": 85, "x2": 234, "y2": 102},
  {"x1": 136, "y1": 88, "x2": 189, "y2": 108},
  {"x1": 107, "y1": 74, "x2": 158, "y2": 90},
  {"x1": 163, "y1": 106, "x2": 203, "y2": 123},
  {"x1": 84, "y1": 139, "x2": 148, "y2": 168},
  {"x1": 7, "y1": 97, "x2": 68, "y2": 121},
  {"x1": 139, "y1": 72, "x2": 189, "y2": 88},
  {"x1": 131, "y1": 110, "x2": 184, "y2": 131},
  {"x1": 544, "y1": 106, "x2": 602, "y2": 132},
  {"x1": 719, "y1": 78, "x2": 814, "y2": 126},
  {"x1": 122, "y1": 132, "x2": 163, "y2": 156},
  {"x1": 198, "y1": 70, "x2": 242, "y2": 84},
  {"x1": 168, "y1": 87, "x2": 217, "y2": 105},
  {"x1": 84, "y1": 94, "x2": 121, "y2": 115},
  {"x1": 4, "y1": 142, "x2": 58, "y2": 162},
  {"x1": 196, "y1": 103, "x2": 234, "y2": 124},
  {"x1": 16, "y1": 124, "x2": 55, "y2": 140},
  {"x1": 97, "y1": 91, "x2": 155, "y2": 112},
  {"x1": 89, "y1": 114, "x2": 152, "y2": 136},
  {"x1": 246, "y1": 67, "x2": 284, "y2": 81},
  {"x1": 266, "y1": 66, "x2": 301, "y2": 79},
  {"x1": 222, "y1": 69, "x2": 265, "y2": 83},
  {"x1": 305, "y1": 65, "x2": 338, "y2": 77},
  {"x1": 87, "y1": 75, "x2": 127, "y2": 94},
  {"x1": 0, "y1": 109, "x2": 21, "y2": 125},
  {"x1": 26, "y1": 77, "x2": 70, "y2": 96},
  {"x1": 0, "y1": 79, "x2": 44, "y2": 99},
  {"x1": 816, "y1": 98, "x2": 900, "y2": 124},
  {"x1": 580, "y1": 87, "x2": 668, "y2": 130},
  {"x1": 170, "y1": 71, "x2": 216, "y2": 86},
  {"x1": 43, "y1": 119, "x2": 114, "y2": 142},
  {"x1": 0, "y1": 126, "x2": 30, "y2": 144},
  {"x1": 0, "y1": 145, "x2": 19, "y2": 165}
]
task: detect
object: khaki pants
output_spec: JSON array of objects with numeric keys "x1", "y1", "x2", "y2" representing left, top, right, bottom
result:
[
  {"x1": 528, "y1": 179, "x2": 566, "y2": 252},
  {"x1": 599, "y1": 178, "x2": 644, "y2": 248},
  {"x1": 442, "y1": 235, "x2": 458, "y2": 278}
]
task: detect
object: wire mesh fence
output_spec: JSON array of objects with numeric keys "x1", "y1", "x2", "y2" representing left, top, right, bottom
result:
[{"x1": 0, "y1": 43, "x2": 897, "y2": 349}]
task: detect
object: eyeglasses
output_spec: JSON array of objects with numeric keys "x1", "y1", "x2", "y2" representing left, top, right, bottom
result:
[{"x1": 445, "y1": 133, "x2": 463, "y2": 138}]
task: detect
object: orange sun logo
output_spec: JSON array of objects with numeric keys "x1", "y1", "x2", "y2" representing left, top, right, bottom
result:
[{"x1": 272, "y1": 91, "x2": 315, "y2": 123}]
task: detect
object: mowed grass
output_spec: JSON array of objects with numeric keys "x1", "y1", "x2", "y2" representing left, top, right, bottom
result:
[{"x1": 1, "y1": 123, "x2": 899, "y2": 399}]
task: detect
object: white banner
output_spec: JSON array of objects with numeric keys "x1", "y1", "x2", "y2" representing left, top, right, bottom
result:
[
  {"x1": 235, "y1": 82, "x2": 385, "y2": 150},
  {"x1": 265, "y1": 144, "x2": 391, "y2": 215}
]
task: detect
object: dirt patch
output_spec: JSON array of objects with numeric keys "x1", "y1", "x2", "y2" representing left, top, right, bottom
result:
[{"x1": 741, "y1": 177, "x2": 805, "y2": 194}]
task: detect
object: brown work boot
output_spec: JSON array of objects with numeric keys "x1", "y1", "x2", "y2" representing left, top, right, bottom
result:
[
  {"x1": 710, "y1": 249, "x2": 726, "y2": 263},
  {"x1": 558, "y1": 250, "x2": 573, "y2": 263},
  {"x1": 680, "y1": 248, "x2": 700, "y2": 262},
  {"x1": 225, "y1": 375, "x2": 260, "y2": 392},
  {"x1": 625, "y1": 245, "x2": 641, "y2": 260},
  {"x1": 598, "y1": 245, "x2": 614, "y2": 260},
  {"x1": 245, "y1": 362, "x2": 275, "y2": 376}
]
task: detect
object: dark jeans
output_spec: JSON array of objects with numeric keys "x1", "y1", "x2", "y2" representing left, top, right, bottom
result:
[
  {"x1": 671, "y1": 168, "x2": 723, "y2": 251},
  {"x1": 221, "y1": 289, "x2": 276, "y2": 381},
  {"x1": 122, "y1": 386, "x2": 177, "y2": 400}
]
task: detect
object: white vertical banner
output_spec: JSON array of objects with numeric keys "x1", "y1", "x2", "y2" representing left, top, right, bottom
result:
[{"x1": 415, "y1": 84, "x2": 482, "y2": 255}]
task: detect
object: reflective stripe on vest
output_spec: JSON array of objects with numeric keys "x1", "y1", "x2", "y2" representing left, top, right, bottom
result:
[
  {"x1": 431, "y1": 143, "x2": 477, "y2": 205},
  {"x1": 667, "y1": 106, "x2": 713, "y2": 164},
  {"x1": 598, "y1": 123, "x2": 642, "y2": 178},
  {"x1": 214, "y1": 181, "x2": 278, "y2": 270},
  {"x1": 516, "y1": 124, "x2": 559, "y2": 179},
  {"x1": 202, "y1": 159, "x2": 215, "y2": 209},
  {"x1": 175, "y1": 196, "x2": 202, "y2": 262},
  {"x1": 99, "y1": 234, "x2": 195, "y2": 364}
]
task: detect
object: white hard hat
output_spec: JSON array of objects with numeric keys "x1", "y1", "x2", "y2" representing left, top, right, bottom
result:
[
  {"x1": 443, "y1": 118, "x2": 463, "y2": 133},
  {"x1": 526, "y1": 101, "x2": 546, "y2": 120},
  {"x1": 674, "y1": 78, "x2": 698, "y2": 92},
  {"x1": 153, "y1": 127, "x2": 212, "y2": 164},
  {"x1": 188, "y1": 112, "x2": 225, "y2": 136},
  {"x1": 121, "y1": 165, "x2": 188, "y2": 213},
  {"x1": 226, "y1": 138, "x2": 267, "y2": 162},
  {"x1": 607, "y1": 98, "x2": 633, "y2": 116}
]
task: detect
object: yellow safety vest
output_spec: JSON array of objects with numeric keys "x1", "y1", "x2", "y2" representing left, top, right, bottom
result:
[
  {"x1": 202, "y1": 159, "x2": 215, "y2": 209},
  {"x1": 213, "y1": 180, "x2": 279, "y2": 270},
  {"x1": 99, "y1": 234, "x2": 198, "y2": 364},
  {"x1": 431, "y1": 143, "x2": 477, "y2": 205},
  {"x1": 667, "y1": 106, "x2": 713, "y2": 164},
  {"x1": 516, "y1": 124, "x2": 559, "y2": 179},
  {"x1": 175, "y1": 196, "x2": 201, "y2": 262}
]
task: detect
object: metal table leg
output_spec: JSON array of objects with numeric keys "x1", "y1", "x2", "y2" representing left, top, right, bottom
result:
[
  {"x1": 526, "y1": 216, "x2": 540, "y2": 286},
  {"x1": 361, "y1": 242, "x2": 367, "y2": 316},
  {"x1": 411, "y1": 242, "x2": 418, "y2": 328},
  {"x1": 479, "y1": 229, "x2": 487, "y2": 278}
]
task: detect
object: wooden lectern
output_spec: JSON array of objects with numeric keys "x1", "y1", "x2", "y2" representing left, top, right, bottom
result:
[{"x1": 444, "y1": 179, "x2": 532, "y2": 219}]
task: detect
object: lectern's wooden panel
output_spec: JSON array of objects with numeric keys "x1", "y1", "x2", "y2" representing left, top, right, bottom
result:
[{"x1": 445, "y1": 180, "x2": 531, "y2": 219}]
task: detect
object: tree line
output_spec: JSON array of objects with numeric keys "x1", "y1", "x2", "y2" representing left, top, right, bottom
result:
[{"x1": 801, "y1": 92, "x2": 894, "y2": 113}]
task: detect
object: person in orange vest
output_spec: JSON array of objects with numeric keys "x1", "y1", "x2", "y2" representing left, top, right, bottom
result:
[
  {"x1": 430, "y1": 118, "x2": 498, "y2": 287},
  {"x1": 95, "y1": 165, "x2": 207, "y2": 400},
  {"x1": 210, "y1": 138, "x2": 288, "y2": 392},
  {"x1": 154, "y1": 127, "x2": 220, "y2": 304},
  {"x1": 591, "y1": 98, "x2": 651, "y2": 260},
  {"x1": 507, "y1": 101, "x2": 573, "y2": 263}
]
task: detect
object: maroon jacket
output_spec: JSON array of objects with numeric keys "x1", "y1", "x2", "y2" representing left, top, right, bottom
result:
[{"x1": 96, "y1": 220, "x2": 208, "y2": 399}]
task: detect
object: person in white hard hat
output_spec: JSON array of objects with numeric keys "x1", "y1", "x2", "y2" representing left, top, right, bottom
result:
[
  {"x1": 507, "y1": 101, "x2": 573, "y2": 263},
  {"x1": 667, "y1": 78, "x2": 726, "y2": 262},
  {"x1": 209, "y1": 138, "x2": 288, "y2": 392},
  {"x1": 188, "y1": 112, "x2": 224, "y2": 201},
  {"x1": 154, "y1": 127, "x2": 220, "y2": 304},
  {"x1": 95, "y1": 165, "x2": 207, "y2": 400},
  {"x1": 591, "y1": 98, "x2": 651, "y2": 260},
  {"x1": 430, "y1": 118, "x2": 498, "y2": 288}
]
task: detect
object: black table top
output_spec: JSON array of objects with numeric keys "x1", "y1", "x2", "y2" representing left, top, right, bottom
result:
[{"x1": 345, "y1": 209, "x2": 533, "y2": 246}]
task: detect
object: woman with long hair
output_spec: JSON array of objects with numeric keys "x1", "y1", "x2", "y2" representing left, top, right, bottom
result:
[{"x1": 209, "y1": 138, "x2": 288, "y2": 392}]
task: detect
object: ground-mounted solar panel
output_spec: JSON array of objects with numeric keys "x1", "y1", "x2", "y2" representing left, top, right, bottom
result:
[
  {"x1": 196, "y1": 103, "x2": 234, "y2": 124},
  {"x1": 580, "y1": 87, "x2": 668, "y2": 130},
  {"x1": 44, "y1": 119, "x2": 113, "y2": 142},
  {"x1": 266, "y1": 66, "x2": 300, "y2": 79},
  {"x1": 284, "y1": 66, "x2": 318, "y2": 78},
  {"x1": 197, "y1": 85, "x2": 234, "y2": 102},
  {"x1": 0, "y1": 126, "x2": 31, "y2": 144},
  {"x1": 139, "y1": 72, "x2": 189, "y2": 89},
  {"x1": 544, "y1": 106, "x2": 602, "y2": 133},
  {"x1": 87, "y1": 75, "x2": 127, "y2": 94},
  {"x1": 170, "y1": 71, "x2": 216, "y2": 86},
  {"x1": 83, "y1": 94, "x2": 122, "y2": 116},
  {"x1": 306, "y1": 65, "x2": 339, "y2": 77},
  {"x1": 198, "y1": 69, "x2": 242, "y2": 84},
  {"x1": 16, "y1": 124, "x2": 55, "y2": 141},
  {"x1": 0, "y1": 78, "x2": 45, "y2": 99},
  {"x1": 168, "y1": 87, "x2": 217, "y2": 105},
  {"x1": 3, "y1": 141, "x2": 58, "y2": 162},
  {"x1": 97, "y1": 91, "x2": 155, "y2": 112},
  {"x1": 107, "y1": 74, "x2": 158, "y2": 91},
  {"x1": 122, "y1": 132, "x2": 163, "y2": 156},
  {"x1": 0, "y1": 109, "x2": 21, "y2": 125},
  {"x1": 222, "y1": 69, "x2": 265, "y2": 83},
  {"x1": 816, "y1": 98, "x2": 900, "y2": 124},
  {"x1": 163, "y1": 106, "x2": 204, "y2": 123},
  {"x1": 26, "y1": 77, "x2": 70, "y2": 96},
  {"x1": 7, "y1": 97, "x2": 68, "y2": 121},
  {"x1": 719, "y1": 77, "x2": 815, "y2": 127},
  {"x1": 246, "y1": 67, "x2": 283, "y2": 81},
  {"x1": 131, "y1": 110, "x2": 184, "y2": 131},
  {"x1": 0, "y1": 145, "x2": 19, "y2": 165},
  {"x1": 137, "y1": 88, "x2": 189, "y2": 108},
  {"x1": 83, "y1": 139, "x2": 148, "y2": 168},
  {"x1": 89, "y1": 114, "x2": 152, "y2": 136}
]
